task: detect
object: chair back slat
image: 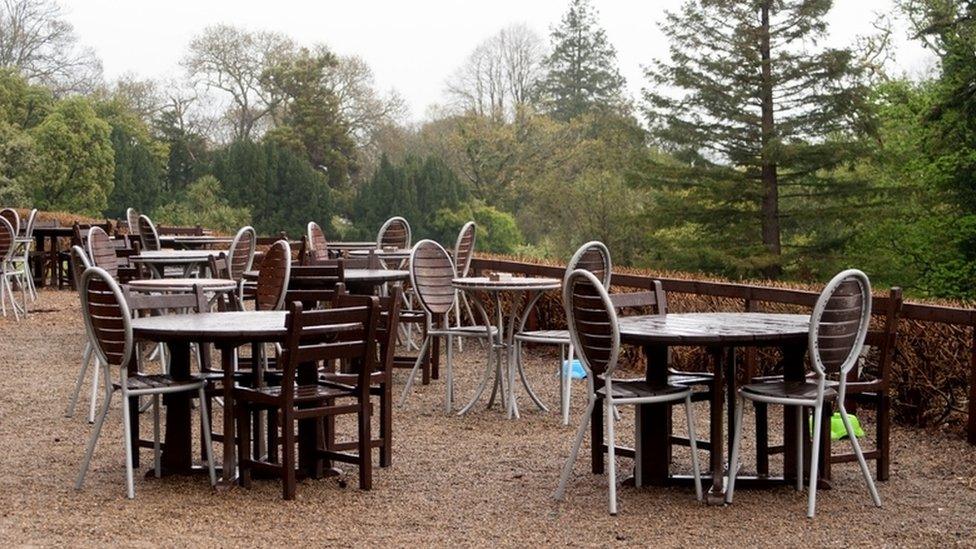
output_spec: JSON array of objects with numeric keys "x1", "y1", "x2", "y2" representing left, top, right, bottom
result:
[
  {"x1": 453, "y1": 221, "x2": 477, "y2": 277},
  {"x1": 608, "y1": 280, "x2": 667, "y2": 316},
  {"x1": 123, "y1": 285, "x2": 207, "y2": 316},
  {"x1": 87, "y1": 226, "x2": 119, "y2": 279},
  {"x1": 566, "y1": 241, "x2": 612, "y2": 290},
  {"x1": 80, "y1": 267, "x2": 133, "y2": 368},
  {"x1": 256, "y1": 240, "x2": 291, "y2": 311},
  {"x1": 811, "y1": 270, "x2": 872, "y2": 377},
  {"x1": 285, "y1": 263, "x2": 345, "y2": 307},
  {"x1": 227, "y1": 225, "x2": 256, "y2": 281},
  {"x1": 377, "y1": 216, "x2": 411, "y2": 249},
  {"x1": 138, "y1": 215, "x2": 160, "y2": 251},
  {"x1": 565, "y1": 269, "x2": 619, "y2": 379},
  {"x1": 0, "y1": 208, "x2": 19, "y2": 235},
  {"x1": 410, "y1": 240, "x2": 456, "y2": 316},
  {"x1": 0, "y1": 217, "x2": 13, "y2": 261},
  {"x1": 306, "y1": 221, "x2": 330, "y2": 262}
]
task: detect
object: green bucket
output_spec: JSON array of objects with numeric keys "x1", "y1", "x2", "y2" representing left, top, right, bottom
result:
[{"x1": 809, "y1": 412, "x2": 865, "y2": 441}]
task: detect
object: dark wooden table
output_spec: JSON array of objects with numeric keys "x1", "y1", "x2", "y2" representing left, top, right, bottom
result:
[
  {"x1": 127, "y1": 278, "x2": 239, "y2": 293},
  {"x1": 159, "y1": 235, "x2": 234, "y2": 249},
  {"x1": 130, "y1": 250, "x2": 224, "y2": 278},
  {"x1": 31, "y1": 225, "x2": 74, "y2": 287},
  {"x1": 130, "y1": 311, "x2": 352, "y2": 487},
  {"x1": 244, "y1": 268, "x2": 408, "y2": 294},
  {"x1": 616, "y1": 312, "x2": 810, "y2": 503}
]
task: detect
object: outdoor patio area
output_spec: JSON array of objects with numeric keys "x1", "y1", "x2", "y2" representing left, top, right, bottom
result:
[{"x1": 2, "y1": 289, "x2": 974, "y2": 546}]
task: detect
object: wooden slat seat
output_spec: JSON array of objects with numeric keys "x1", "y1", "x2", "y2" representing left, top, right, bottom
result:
[
  {"x1": 114, "y1": 374, "x2": 208, "y2": 392},
  {"x1": 597, "y1": 379, "x2": 689, "y2": 399},
  {"x1": 741, "y1": 380, "x2": 837, "y2": 401},
  {"x1": 236, "y1": 383, "x2": 355, "y2": 406}
]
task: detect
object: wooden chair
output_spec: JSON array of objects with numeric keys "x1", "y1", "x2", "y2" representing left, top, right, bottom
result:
[
  {"x1": 726, "y1": 270, "x2": 882, "y2": 517},
  {"x1": 306, "y1": 221, "x2": 330, "y2": 262},
  {"x1": 398, "y1": 240, "x2": 495, "y2": 412},
  {"x1": 74, "y1": 267, "x2": 215, "y2": 499},
  {"x1": 137, "y1": 214, "x2": 161, "y2": 252},
  {"x1": 322, "y1": 285, "x2": 402, "y2": 467},
  {"x1": 234, "y1": 297, "x2": 380, "y2": 500},
  {"x1": 555, "y1": 269, "x2": 702, "y2": 514},
  {"x1": 377, "y1": 216, "x2": 411, "y2": 249}
]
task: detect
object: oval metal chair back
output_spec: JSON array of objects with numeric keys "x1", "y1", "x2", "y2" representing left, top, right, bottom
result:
[
  {"x1": 137, "y1": 214, "x2": 160, "y2": 251},
  {"x1": 566, "y1": 241, "x2": 612, "y2": 290},
  {"x1": 377, "y1": 216, "x2": 411, "y2": 249},
  {"x1": 87, "y1": 226, "x2": 119, "y2": 279},
  {"x1": 0, "y1": 216, "x2": 14, "y2": 263},
  {"x1": 255, "y1": 240, "x2": 291, "y2": 311},
  {"x1": 306, "y1": 221, "x2": 330, "y2": 262},
  {"x1": 79, "y1": 267, "x2": 133, "y2": 371},
  {"x1": 125, "y1": 208, "x2": 140, "y2": 237},
  {"x1": 809, "y1": 269, "x2": 872, "y2": 384},
  {"x1": 563, "y1": 269, "x2": 620, "y2": 380},
  {"x1": 453, "y1": 221, "x2": 477, "y2": 278},
  {"x1": 227, "y1": 225, "x2": 256, "y2": 281},
  {"x1": 409, "y1": 239, "x2": 456, "y2": 316},
  {"x1": 22, "y1": 208, "x2": 37, "y2": 239},
  {"x1": 0, "y1": 208, "x2": 19, "y2": 235}
]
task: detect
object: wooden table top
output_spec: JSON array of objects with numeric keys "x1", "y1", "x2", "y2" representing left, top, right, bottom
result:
[
  {"x1": 160, "y1": 235, "x2": 234, "y2": 244},
  {"x1": 618, "y1": 312, "x2": 810, "y2": 346},
  {"x1": 130, "y1": 250, "x2": 223, "y2": 263},
  {"x1": 127, "y1": 278, "x2": 239, "y2": 292},
  {"x1": 452, "y1": 276, "x2": 561, "y2": 292},
  {"x1": 348, "y1": 248, "x2": 412, "y2": 259},
  {"x1": 131, "y1": 311, "x2": 356, "y2": 344},
  {"x1": 243, "y1": 268, "x2": 409, "y2": 284}
]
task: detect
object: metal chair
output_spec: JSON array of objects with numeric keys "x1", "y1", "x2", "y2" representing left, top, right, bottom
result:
[
  {"x1": 0, "y1": 208, "x2": 20, "y2": 235},
  {"x1": 514, "y1": 241, "x2": 612, "y2": 425},
  {"x1": 12, "y1": 208, "x2": 38, "y2": 301},
  {"x1": 210, "y1": 226, "x2": 256, "y2": 306},
  {"x1": 137, "y1": 214, "x2": 161, "y2": 252},
  {"x1": 65, "y1": 245, "x2": 102, "y2": 422},
  {"x1": 306, "y1": 221, "x2": 330, "y2": 262},
  {"x1": 255, "y1": 240, "x2": 291, "y2": 312},
  {"x1": 0, "y1": 216, "x2": 27, "y2": 319},
  {"x1": 554, "y1": 269, "x2": 702, "y2": 515},
  {"x1": 377, "y1": 216, "x2": 411, "y2": 249},
  {"x1": 398, "y1": 239, "x2": 495, "y2": 412},
  {"x1": 125, "y1": 208, "x2": 140, "y2": 240},
  {"x1": 726, "y1": 269, "x2": 882, "y2": 518},
  {"x1": 450, "y1": 221, "x2": 478, "y2": 347},
  {"x1": 74, "y1": 267, "x2": 216, "y2": 499}
]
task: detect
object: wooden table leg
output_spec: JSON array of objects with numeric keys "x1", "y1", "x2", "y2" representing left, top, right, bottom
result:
[
  {"x1": 634, "y1": 343, "x2": 671, "y2": 484},
  {"x1": 218, "y1": 343, "x2": 237, "y2": 487},
  {"x1": 160, "y1": 341, "x2": 194, "y2": 474},
  {"x1": 706, "y1": 347, "x2": 726, "y2": 503},
  {"x1": 297, "y1": 361, "x2": 324, "y2": 479},
  {"x1": 782, "y1": 343, "x2": 806, "y2": 485}
]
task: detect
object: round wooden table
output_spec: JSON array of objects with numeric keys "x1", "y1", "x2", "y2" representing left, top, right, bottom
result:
[
  {"x1": 160, "y1": 235, "x2": 234, "y2": 249},
  {"x1": 130, "y1": 311, "x2": 353, "y2": 486},
  {"x1": 243, "y1": 268, "x2": 409, "y2": 294},
  {"x1": 347, "y1": 248, "x2": 412, "y2": 261},
  {"x1": 130, "y1": 250, "x2": 223, "y2": 278},
  {"x1": 452, "y1": 276, "x2": 561, "y2": 419},
  {"x1": 127, "y1": 278, "x2": 239, "y2": 293},
  {"x1": 616, "y1": 312, "x2": 810, "y2": 503}
]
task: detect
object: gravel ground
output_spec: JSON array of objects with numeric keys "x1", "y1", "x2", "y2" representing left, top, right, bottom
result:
[{"x1": 1, "y1": 290, "x2": 975, "y2": 547}]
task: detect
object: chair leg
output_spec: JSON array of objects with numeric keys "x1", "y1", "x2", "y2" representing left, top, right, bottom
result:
[
  {"x1": 75, "y1": 377, "x2": 113, "y2": 490},
  {"x1": 795, "y1": 407, "x2": 804, "y2": 491},
  {"x1": 564, "y1": 345, "x2": 575, "y2": 425},
  {"x1": 153, "y1": 395, "x2": 161, "y2": 478},
  {"x1": 236, "y1": 402, "x2": 253, "y2": 488},
  {"x1": 66, "y1": 343, "x2": 93, "y2": 418},
  {"x1": 839, "y1": 404, "x2": 882, "y2": 508},
  {"x1": 877, "y1": 394, "x2": 890, "y2": 481},
  {"x1": 807, "y1": 403, "x2": 825, "y2": 518},
  {"x1": 685, "y1": 395, "x2": 703, "y2": 501},
  {"x1": 88, "y1": 356, "x2": 101, "y2": 424},
  {"x1": 398, "y1": 335, "x2": 431, "y2": 406},
  {"x1": 282, "y1": 411, "x2": 296, "y2": 500},
  {"x1": 555, "y1": 396, "x2": 595, "y2": 501},
  {"x1": 754, "y1": 401, "x2": 769, "y2": 476},
  {"x1": 358, "y1": 401, "x2": 373, "y2": 490},
  {"x1": 557, "y1": 344, "x2": 567, "y2": 425},
  {"x1": 121, "y1": 391, "x2": 136, "y2": 499},
  {"x1": 591, "y1": 393, "x2": 605, "y2": 474},
  {"x1": 725, "y1": 396, "x2": 745, "y2": 504},
  {"x1": 605, "y1": 396, "x2": 618, "y2": 515},
  {"x1": 445, "y1": 331, "x2": 454, "y2": 413},
  {"x1": 198, "y1": 387, "x2": 217, "y2": 487},
  {"x1": 380, "y1": 383, "x2": 392, "y2": 468}
]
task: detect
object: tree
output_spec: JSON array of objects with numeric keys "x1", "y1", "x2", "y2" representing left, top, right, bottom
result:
[
  {"x1": 328, "y1": 55, "x2": 406, "y2": 148},
  {"x1": 183, "y1": 25, "x2": 295, "y2": 140},
  {"x1": 28, "y1": 96, "x2": 114, "y2": 215},
  {"x1": 0, "y1": 0, "x2": 101, "y2": 94},
  {"x1": 642, "y1": 0, "x2": 878, "y2": 279},
  {"x1": 153, "y1": 175, "x2": 251, "y2": 234},
  {"x1": 536, "y1": 0, "x2": 627, "y2": 121}
]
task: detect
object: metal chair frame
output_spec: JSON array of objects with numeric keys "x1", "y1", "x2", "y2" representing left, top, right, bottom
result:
[{"x1": 0, "y1": 216, "x2": 28, "y2": 319}]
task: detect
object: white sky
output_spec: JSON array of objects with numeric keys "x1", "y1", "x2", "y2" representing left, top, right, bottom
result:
[{"x1": 62, "y1": 0, "x2": 936, "y2": 122}]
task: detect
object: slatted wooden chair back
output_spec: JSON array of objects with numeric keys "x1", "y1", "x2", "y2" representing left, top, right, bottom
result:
[
  {"x1": 306, "y1": 222, "x2": 330, "y2": 262},
  {"x1": 0, "y1": 208, "x2": 19, "y2": 235},
  {"x1": 23, "y1": 209, "x2": 37, "y2": 238},
  {"x1": 335, "y1": 284, "x2": 402, "y2": 374},
  {"x1": 69, "y1": 245, "x2": 92, "y2": 290},
  {"x1": 862, "y1": 288, "x2": 903, "y2": 384},
  {"x1": 256, "y1": 240, "x2": 291, "y2": 311},
  {"x1": 125, "y1": 208, "x2": 140, "y2": 237},
  {"x1": 284, "y1": 262, "x2": 345, "y2": 308},
  {"x1": 564, "y1": 269, "x2": 620, "y2": 379},
  {"x1": 409, "y1": 239, "x2": 456, "y2": 316},
  {"x1": 377, "y1": 216, "x2": 411, "y2": 249},
  {"x1": 137, "y1": 215, "x2": 160, "y2": 251},
  {"x1": 608, "y1": 280, "x2": 667, "y2": 318},
  {"x1": 566, "y1": 241, "x2": 612, "y2": 290},
  {"x1": 453, "y1": 221, "x2": 476, "y2": 277},
  {"x1": 87, "y1": 226, "x2": 119, "y2": 279},
  {"x1": 227, "y1": 226, "x2": 256, "y2": 281},
  {"x1": 279, "y1": 299, "x2": 379, "y2": 394},
  {"x1": 0, "y1": 216, "x2": 14, "y2": 262},
  {"x1": 79, "y1": 267, "x2": 133, "y2": 369},
  {"x1": 810, "y1": 269, "x2": 872, "y2": 378}
]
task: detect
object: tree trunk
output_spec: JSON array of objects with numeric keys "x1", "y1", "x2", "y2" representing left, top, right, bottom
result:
[{"x1": 759, "y1": 2, "x2": 782, "y2": 279}]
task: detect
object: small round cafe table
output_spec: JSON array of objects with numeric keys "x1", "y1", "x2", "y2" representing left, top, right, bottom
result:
[
  {"x1": 452, "y1": 276, "x2": 561, "y2": 419},
  {"x1": 127, "y1": 278, "x2": 238, "y2": 294},
  {"x1": 130, "y1": 250, "x2": 223, "y2": 278}
]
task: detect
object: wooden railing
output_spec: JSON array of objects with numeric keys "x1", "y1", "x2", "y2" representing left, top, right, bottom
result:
[{"x1": 470, "y1": 256, "x2": 976, "y2": 444}]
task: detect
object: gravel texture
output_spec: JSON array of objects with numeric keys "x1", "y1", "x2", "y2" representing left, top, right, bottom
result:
[{"x1": 1, "y1": 290, "x2": 975, "y2": 547}]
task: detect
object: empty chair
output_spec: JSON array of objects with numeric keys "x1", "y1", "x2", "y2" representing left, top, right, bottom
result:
[
  {"x1": 0, "y1": 208, "x2": 19, "y2": 235},
  {"x1": 65, "y1": 245, "x2": 102, "y2": 422},
  {"x1": 377, "y1": 216, "x2": 411, "y2": 249},
  {"x1": 554, "y1": 269, "x2": 702, "y2": 515},
  {"x1": 256, "y1": 240, "x2": 291, "y2": 312},
  {"x1": 0, "y1": 216, "x2": 27, "y2": 319},
  {"x1": 726, "y1": 269, "x2": 882, "y2": 518},
  {"x1": 86, "y1": 226, "x2": 121, "y2": 279},
  {"x1": 234, "y1": 298, "x2": 380, "y2": 499},
  {"x1": 450, "y1": 221, "x2": 478, "y2": 341},
  {"x1": 210, "y1": 225, "x2": 256, "y2": 304},
  {"x1": 398, "y1": 240, "x2": 495, "y2": 412},
  {"x1": 125, "y1": 208, "x2": 140, "y2": 241},
  {"x1": 306, "y1": 221, "x2": 330, "y2": 263},
  {"x1": 137, "y1": 214, "x2": 161, "y2": 252},
  {"x1": 74, "y1": 267, "x2": 215, "y2": 499}
]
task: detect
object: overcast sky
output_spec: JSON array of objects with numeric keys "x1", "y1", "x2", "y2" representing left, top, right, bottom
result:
[{"x1": 63, "y1": 0, "x2": 936, "y2": 121}]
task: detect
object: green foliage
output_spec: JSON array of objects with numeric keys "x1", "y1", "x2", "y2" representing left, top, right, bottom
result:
[
  {"x1": 97, "y1": 98, "x2": 168, "y2": 218},
  {"x1": 0, "y1": 120, "x2": 35, "y2": 205},
  {"x1": 210, "y1": 138, "x2": 333, "y2": 237},
  {"x1": 429, "y1": 201, "x2": 523, "y2": 253},
  {"x1": 537, "y1": 0, "x2": 626, "y2": 121},
  {"x1": 153, "y1": 109, "x2": 208, "y2": 195},
  {"x1": 152, "y1": 175, "x2": 251, "y2": 234},
  {"x1": 28, "y1": 97, "x2": 114, "y2": 216}
]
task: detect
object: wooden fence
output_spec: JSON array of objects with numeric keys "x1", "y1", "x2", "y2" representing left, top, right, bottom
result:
[{"x1": 470, "y1": 256, "x2": 976, "y2": 444}]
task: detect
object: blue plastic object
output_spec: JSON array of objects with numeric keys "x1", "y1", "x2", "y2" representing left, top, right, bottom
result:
[{"x1": 561, "y1": 359, "x2": 587, "y2": 380}]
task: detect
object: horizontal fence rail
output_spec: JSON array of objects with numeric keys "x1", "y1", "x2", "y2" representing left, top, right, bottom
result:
[{"x1": 470, "y1": 255, "x2": 976, "y2": 444}]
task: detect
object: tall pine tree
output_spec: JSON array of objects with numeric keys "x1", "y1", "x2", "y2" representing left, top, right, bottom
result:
[
  {"x1": 536, "y1": 0, "x2": 627, "y2": 121},
  {"x1": 641, "y1": 0, "x2": 877, "y2": 279}
]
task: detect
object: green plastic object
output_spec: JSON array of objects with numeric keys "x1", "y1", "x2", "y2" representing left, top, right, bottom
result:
[{"x1": 809, "y1": 412, "x2": 865, "y2": 441}]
